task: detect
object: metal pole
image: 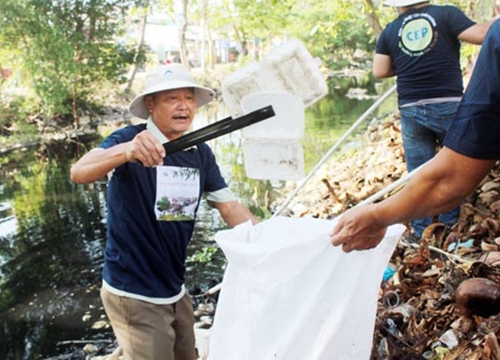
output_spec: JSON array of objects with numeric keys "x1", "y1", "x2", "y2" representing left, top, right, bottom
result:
[
  {"x1": 355, "y1": 161, "x2": 426, "y2": 207},
  {"x1": 273, "y1": 84, "x2": 397, "y2": 217}
]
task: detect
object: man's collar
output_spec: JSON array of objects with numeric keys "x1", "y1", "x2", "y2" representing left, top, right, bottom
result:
[
  {"x1": 146, "y1": 116, "x2": 196, "y2": 151},
  {"x1": 146, "y1": 117, "x2": 169, "y2": 143}
]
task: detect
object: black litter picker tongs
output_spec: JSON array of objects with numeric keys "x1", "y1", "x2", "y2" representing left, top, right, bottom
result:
[{"x1": 163, "y1": 105, "x2": 275, "y2": 154}]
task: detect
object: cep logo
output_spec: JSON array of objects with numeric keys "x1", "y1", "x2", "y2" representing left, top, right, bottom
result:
[{"x1": 399, "y1": 14, "x2": 436, "y2": 56}]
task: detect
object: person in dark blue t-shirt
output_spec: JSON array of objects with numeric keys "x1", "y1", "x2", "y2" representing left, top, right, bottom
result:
[
  {"x1": 374, "y1": 0, "x2": 497, "y2": 239},
  {"x1": 330, "y1": 18, "x2": 500, "y2": 253},
  {"x1": 70, "y1": 64, "x2": 258, "y2": 360}
]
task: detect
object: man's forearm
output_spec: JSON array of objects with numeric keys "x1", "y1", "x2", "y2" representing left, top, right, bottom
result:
[
  {"x1": 70, "y1": 145, "x2": 128, "y2": 184},
  {"x1": 215, "y1": 201, "x2": 259, "y2": 228},
  {"x1": 373, "y1": 175, "x2": 463, "y2": 228},
  {"x1": 373, "y1": 148, "x2": 495, "y2": 228}
]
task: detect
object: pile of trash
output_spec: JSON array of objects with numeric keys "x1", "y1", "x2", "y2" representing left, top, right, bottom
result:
[{"x1": 285, "y1": 113, "x2": 500, "y2": 359}]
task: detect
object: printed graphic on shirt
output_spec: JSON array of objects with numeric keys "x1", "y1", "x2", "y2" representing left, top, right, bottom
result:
[
  {"x1": 155, "y1": 166, "x2": 200, "y2": 221},
  {"x1": 398, "y1": 13, "x2": 437, "y2": 57}
]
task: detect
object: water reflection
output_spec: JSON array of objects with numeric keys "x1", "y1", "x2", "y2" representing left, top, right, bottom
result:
[
  {"x1": 0, "y1": 142, "x2": 112, "y2": 358},
  {"x1": 0, "y1": 76, "x2": 396, "y2": 359}
]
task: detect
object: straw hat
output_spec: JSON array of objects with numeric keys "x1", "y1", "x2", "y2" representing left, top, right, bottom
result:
[
  {"x1": 129, "y1": 64, "x2": 215, "y2": 119},
  {"x1": 383, "y1": 0, "x2": 429, "y2": 6}
]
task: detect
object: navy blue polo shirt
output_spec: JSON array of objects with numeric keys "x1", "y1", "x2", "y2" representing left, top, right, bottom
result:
[{"x1": 99, "y1": 123, "x2": 228, "y2": 302}]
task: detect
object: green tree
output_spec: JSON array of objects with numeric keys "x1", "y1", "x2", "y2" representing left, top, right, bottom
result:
[
  {"x1": 125, "y1": 0, "x2": 152, "y2": 94},
  {"x1": 157, "y1": 196, "x2": 173, "y2": 216},
  {"x1": 284, "y1": 0, "x2": 376, "y2": 70},
  {"x1": 204, "y1": 0, "x2": 295, "y2": 62},
  {"x1": 0, "y1": 0, "x2": 139, "y2": 127}
]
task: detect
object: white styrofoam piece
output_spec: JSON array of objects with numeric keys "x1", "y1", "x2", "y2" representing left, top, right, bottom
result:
[
  {"x1": 221, "y1": 38, "x2": 328, "y2": 118},
  {"x1": 242, "y1": 139, "x2": 304, "y2": 181},
  {"x1": 241, "y1": 92, "x2": 304, "y2": 140},
  {"x1": 221, "y1": 62, "x2": 272, "y2": 118},
  {"x1": 262, "y1": 38, "x2": 328, "y2": 108}
]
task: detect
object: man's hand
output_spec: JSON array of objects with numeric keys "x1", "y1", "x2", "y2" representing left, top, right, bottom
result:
[
  {"x1": 330, "y1": 204, "x2": 388, "y2": 253},
  {"x1": 126, "y1": 130, "x2": 165, "y2": 167}
]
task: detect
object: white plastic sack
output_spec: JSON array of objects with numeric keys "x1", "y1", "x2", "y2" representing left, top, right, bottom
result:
[{"x1": 208, "y1": 216, "x2": 405, "y2": 360}]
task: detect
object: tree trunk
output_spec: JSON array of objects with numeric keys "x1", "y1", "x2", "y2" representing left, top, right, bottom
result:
[
  {"x1": 179, "y1": 0, "x2": 190, "y2": 69},
  {"x1": 125, "y1": 2, "x2": 149, "y2": 95},
  {"x1": 201, "y1": 0, "x2": 207, "y2": 70},
  {"x1": 207, "y1": 30, "x2": 215, "y2": 70},
  {"x1": 363, "y1": 0, "x2": 383, "y2": 38}
]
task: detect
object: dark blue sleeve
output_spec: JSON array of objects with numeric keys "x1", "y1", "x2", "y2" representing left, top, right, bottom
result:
[
  {"x1": 375, "y1": 27, "x2": 391, "y2": 55},
  {"x1": 99, "y1": 124, "x2": 145, "y2": 149},
  {"x1": 444, "y1": 5, "x2": 476, "y2": 36},
  {"x1": 444, "y1": 19, "x2": 500, "y2": 159}
]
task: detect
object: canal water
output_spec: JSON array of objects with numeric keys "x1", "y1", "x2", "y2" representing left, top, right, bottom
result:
[{"x1": 0, "y1": 76, "x2": 396, "y2": 359}]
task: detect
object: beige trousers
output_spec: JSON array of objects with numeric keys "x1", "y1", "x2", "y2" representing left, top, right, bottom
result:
[{"x1": 101, "y1": 288, "x2": 196, "y2": 360}]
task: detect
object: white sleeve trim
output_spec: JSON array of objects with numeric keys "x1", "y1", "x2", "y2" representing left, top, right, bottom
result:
[{"x1": 206, "y1": 187, "x2": 237, "y2": 203}]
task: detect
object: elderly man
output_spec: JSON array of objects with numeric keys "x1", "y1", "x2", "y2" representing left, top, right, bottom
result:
[
  {"x1": 330, "y1": 18, "x2": 500, "y2": 253},
  {"x1": 71, "y1": 64, "x2": 258, "y2": 359}
]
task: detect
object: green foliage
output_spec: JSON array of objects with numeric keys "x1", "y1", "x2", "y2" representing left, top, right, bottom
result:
[
  {"x1": 0, "y1": 0, "x2": 491, "y2": 138},
  {"x1": 288, "y1": 0, "x2": 376, "y2": 70},
  {"x1": 157, "y1": 196, "x2": 173, "y2": 215},
  {"x1": 0, "y1": 0, "x2": 139, "y2": 125},
  {"x1": 201, "y1": 0, "x2": 297, "y2": 56},
  {"x1": 0, "y1": 93, "x2": 40, "y2": 144},
  {"x1": 187, "y1": 245, "x2": 219, "y2": 263},
  {"x1": 204, "y1": 0, "x2": 377, "y2": 71}
]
